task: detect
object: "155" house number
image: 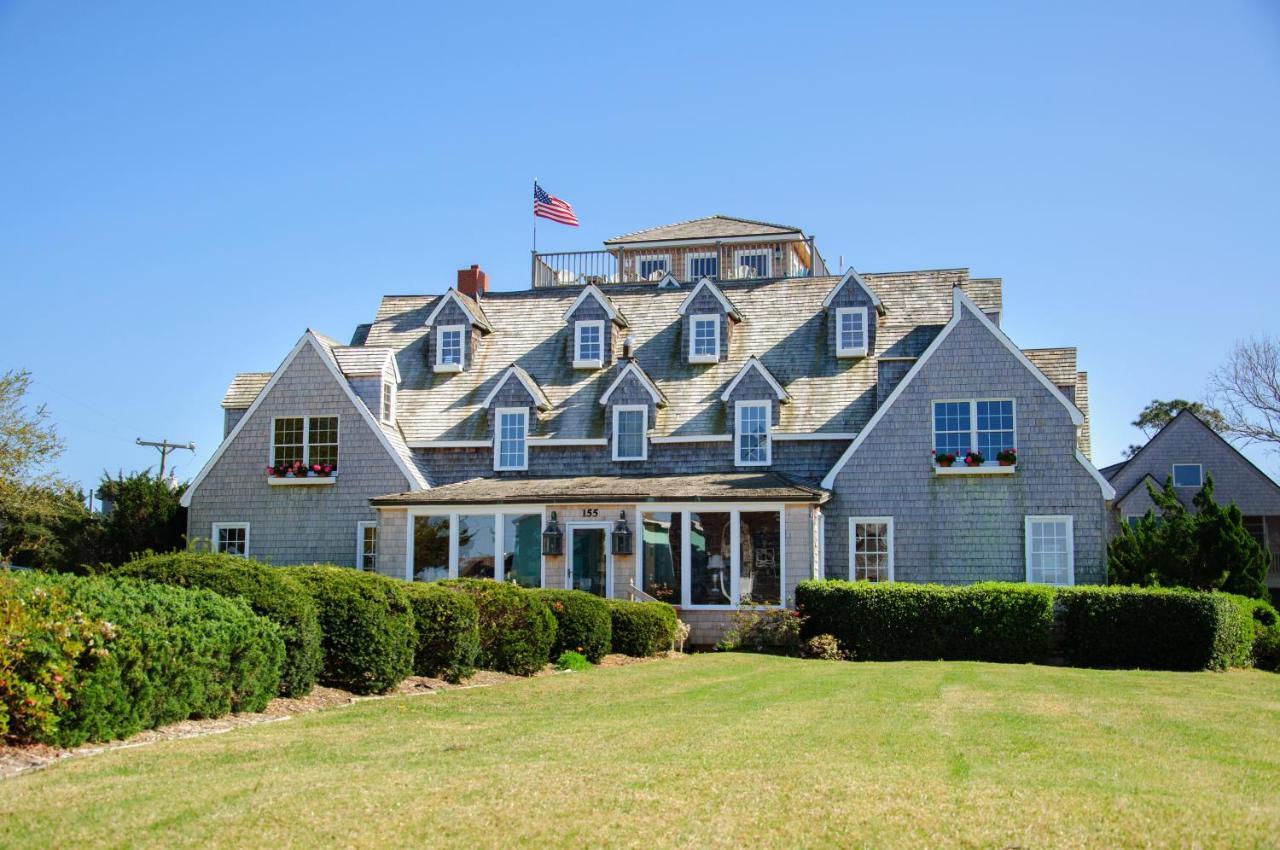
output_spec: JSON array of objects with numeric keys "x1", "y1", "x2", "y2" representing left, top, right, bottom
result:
[{"x1": 580, "y1": 508, "x2": 599, "y2": 517}]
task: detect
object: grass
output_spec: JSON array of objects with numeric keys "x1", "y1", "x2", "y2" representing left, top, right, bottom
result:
[{"x1": 3, "y1": 654, "x2": 1279, "y2": 848}]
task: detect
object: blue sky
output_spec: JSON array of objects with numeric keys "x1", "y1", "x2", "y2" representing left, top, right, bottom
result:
[{"x1": 2, "y1": 2, "x2": 1279, "y2": 493}]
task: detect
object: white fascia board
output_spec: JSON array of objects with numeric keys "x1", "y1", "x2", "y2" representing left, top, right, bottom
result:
[
  {"x1": 650, "y1": 434, "x2": 734, "y2": 444},
  {"x1": 425, "y1": 289, "x2": 481, "y2": 328},
  {"x1": 409, "y1": 440, "x2": 491, "y2": 449},
  {"x1": 677, "y1": 277, "x2": 743, "y2": 320},
  {"x1": 772, "y1": 432, "x2": 858, "y2": 441},
  {"x1": 480, "y1": 367, "x2": 550, "y2": 410},
  {"x1": 607, "y1": 233, "x2": 801, "y2": 250},
  {"x1": 1077, "y1": 449, "x2": 1117, "y2": 500},
  {"x1": 719, "y1": 356, "x2": 790, "y2": 403},
  {"x1": 821, "y1": 268, "x2": 883, "y2": 312},
  {"x1": 561, "y1": 283, "x2": 625, "y2": 326},
  {"x1": 599, "y1": 362, "x2": 665, "y2": 407}
]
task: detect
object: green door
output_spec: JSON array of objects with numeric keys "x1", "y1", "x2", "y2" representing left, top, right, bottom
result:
[{"x1": 570, "y1": 527, "x2": 608, "y2": 597}]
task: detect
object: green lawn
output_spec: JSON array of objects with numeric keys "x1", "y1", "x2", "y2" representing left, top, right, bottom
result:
[{"x1": 4, "y1": 655, "x2": 1279, "y2": 848}]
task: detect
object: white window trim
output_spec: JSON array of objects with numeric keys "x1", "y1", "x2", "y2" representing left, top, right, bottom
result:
[
  {"x1": 735, "y1": 401, "x2": 772, "y2": 467},
  {"x1": 611, "y1": 404, "x2": 649, "y2": 462},
  {"x1": 930, "y1": 399, "x2": 1016, "y2": 465},
  {"x1": 634, "y1": 253, "x2": 672, "y2": 281},
  {"x1": 381, "y1": 382, "x2": 395, "y2": 424},
  {"x1": 733, "y1": 248, "x2": 772, "y2": 279},
  {"x1": 573, "y1": 319, "x2": 605, "y2": 369},
  {"x1": 404, "y1": 505, "x2": 547, "y2": 589},
  {"x1": 270, "y1": 415, "x2": 339, "y2": 467},
  {"x1": 357, "y1": 521, "x2": 377, "y2": 571},
  {"x1": 684, "y1": 251, "x2": 719, "y2": 282},
  {"x1": 835, "y1": 306, "x2": 869, "y2": 358},
  {"x1": 212, "y1": 522, "x2": 250, "y2": 558},
  {"x1": 494, "y1": 407, "x2": 528, "y2": 471},
  {"x1": 848, "y1": 516, "x2": 894, "y2": 581},
  {"x1": 1171, "y1": 463, "x2": 1203, "y2": 488},
  {"x1": 689, "y1": 313, "x2": 721, "y2": 364},
  {"x1": 1025, "y1": 515, "x2": 1075, "y2": 586},
  {"x1": 435, "y1": 324, "x2": 465, "y2": 373}
]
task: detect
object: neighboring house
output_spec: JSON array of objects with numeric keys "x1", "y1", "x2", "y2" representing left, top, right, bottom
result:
[
  {"x1": 1101, "y1": 410, "x2": 1280, "y2": 589},
  {"x1": 182, "y1": 215, "x2": 1114, "y2": 643}
]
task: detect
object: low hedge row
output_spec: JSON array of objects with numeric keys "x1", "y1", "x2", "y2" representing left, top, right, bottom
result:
[
  {"x1": 111, "y1": 552, "x2": 323, "y2": 697},
  {"x1": 439, "y1": 579, "x2": 556, "y2": 676},
  {"x1": 402, "y1": 582, "x2": 480, "y2": 683},
  {"x1": 4, "y1": 571, "x2": 284, "y2": 747},
  {"x1": 533, "y1": 589, "x2": 612, "y2": 663},
  {"x1": 607, "y1": 599, "x2": 678, "y2": 657}
]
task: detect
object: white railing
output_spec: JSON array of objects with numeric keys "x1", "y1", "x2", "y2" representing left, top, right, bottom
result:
[{"x1": 533, "y1": 237, "x2": 828, "y2": 288}]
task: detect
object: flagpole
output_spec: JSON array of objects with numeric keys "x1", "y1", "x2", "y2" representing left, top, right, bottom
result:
[{"x1": 532, "y1": 178, "x2": 537, "y2": 254}]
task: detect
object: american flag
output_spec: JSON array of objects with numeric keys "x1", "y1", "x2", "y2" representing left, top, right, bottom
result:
[{"x1": 533, "y1": 182, "x2": 579, "y2": 226}]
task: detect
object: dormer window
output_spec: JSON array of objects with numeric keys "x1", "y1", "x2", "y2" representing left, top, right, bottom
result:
[
  {"x1": 734, "y1": 249, "x2": 771, "y2": 279},
  {"x1": 836, "y1": 307, "x2": 868, "y2": 358},
  {"x1": 735, "y1": 401, "x2": 771, "y2": 466},
  {"x1": 686, "y1": 252, "x2": 719, "y2": 281},
  {"x1": 612, "y1": 405, "x2": 648, "y2": 461},
  {"x1": 495, "y1": 407, "x2": 528, "y2": 471},
  {"x1": 381, "y1": 382, "x2": 395, "y2": 423},
  {"x1": 690, "y1": 314, "x2": 720, "y2": 364},
  {"x1": 436, "y1": 325, "x2": 465, "y2": 373},
  {"x1": 574, "y1": 320, "x2": 604, "y2": 369}
]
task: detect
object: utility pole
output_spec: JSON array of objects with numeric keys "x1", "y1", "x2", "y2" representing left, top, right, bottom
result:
[{"x1": 136, "y1": 438, "x2": 196, "y2": 479}]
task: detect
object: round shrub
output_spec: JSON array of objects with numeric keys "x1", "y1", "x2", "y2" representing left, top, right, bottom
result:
[
  {"x1": 1227, "y1": 593, "x2": 1280, "y2": 672},
  {"x1": 287, "y1": 566, "x2": 415, "y2": 694},
  {"x1": 438, "y1": 579, "x2": 555, "y2": 676},
  {"x1": 606, "y1": 600, "x2": 678, "y2": 657},
  {"x1": 533, "y1": 589, "x2": 612, "y2": 663},
  {"x1": 401, "y1": 582, "x2": 480, "y2": 683},
  {"x1": 112, "y1": 552, "x2": 323, "y2": 697}
]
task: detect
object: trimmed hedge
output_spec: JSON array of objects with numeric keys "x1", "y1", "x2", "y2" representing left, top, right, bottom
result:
[
  {"x1": 795, "y1": 580, "x2": 1055, "y2": 663},
  {"x1": 1057, "y1": 586, "x2": 1247, "y2": 671},
  {"x1": 438, "y1": 579, "x2": 556, "y2": 676},
  {"x1": 606, "y1": 600, "x2": 678, "y2": 657},
  {"x1": 401, "y1": 582, "x2": 480, "y2": 683},
  {"x1": 111, "y1": 552, "x2": 323, "y2": 697},
  {"x1": 533, "y1": 589, "x2": 612, "y2": 663},
  {"x1": 10, "y1": 572, "x2": 283, "y2": 747},
  {"x1": 287, "y1": 566, "x2": 415, "y2": 694},
  {"x1": 1225, "y1": 593, "x2": 1280, "y2": 672}
]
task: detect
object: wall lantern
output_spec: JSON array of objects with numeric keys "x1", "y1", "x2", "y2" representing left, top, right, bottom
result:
[
  {"x1": 612, "y1": 510, "x2": 633, "y2": 555},
  {"x1": 542, "y1": 511, "x2": 563, "y2": 556}
]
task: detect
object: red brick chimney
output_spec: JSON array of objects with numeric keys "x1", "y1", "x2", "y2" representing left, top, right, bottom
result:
[{"x1": 457, "y1": 264, "x2": 488, "y2": 298}]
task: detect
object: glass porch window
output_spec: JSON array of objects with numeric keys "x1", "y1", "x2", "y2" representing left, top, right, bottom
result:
[
  {"x1": 503, "y1": 513, "x2": 542, "y2": 588},
  {"x1": 689, "y1": 511, "x2": 733, "y2": 605},
  {"x1": 640, "y1": 512, "x2": 681, "y2": 604},
  {"x1": 457, "y1": 514, "x2": 496, "y2": 579},
  {"x1": 739, "y1": 511, "x2": 781, "y2": 605},
  {"x1": 412, "y1": 516, "x2": 450, "y2": 582}
]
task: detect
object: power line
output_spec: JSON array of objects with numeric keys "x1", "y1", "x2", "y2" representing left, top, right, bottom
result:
[{"x1": 135, "y1": 438, "x2": 196, "y2": 480}]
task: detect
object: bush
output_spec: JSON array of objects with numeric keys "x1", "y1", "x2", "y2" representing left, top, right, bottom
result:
[
  {"x1": 715, "y1": 609, "x2": 803, "y2": 654},
  {"x1": 556, "y1": 650, "x2": 591, "y2": 672},
  {"x1": 287, "y1": 566, "x2": 415, "y2": 694},
  {"x1": 606, "y1": 600, "x2": 678, "y2": 657},
  {"x1": 111, "y1": 552, "x2": 323, "y2": 697},
  {"x1": 802, "y1": 634, "x2": 845, "y2": 661},
  {"x1": 1057, "y1": 586, "x2": 1247, "y2": 671},
  {"x1": 532, "y1": 589, "x2": 612, "y2": 663},
  {"x1": 11, "y1": 571, "x2": 283, "y2": 746},
  {"x1": 438, "y1": 580, "x2": 556, "y2": 676},
  {"x1": 401, "y1": 582, "x2": 480, "y2": 683},
  {"x1": 795, "y1": 580, "x2": 1055, "y2": 663},
  {"x1": 1226, "y1": 593, "x2": 1280, "y2": 672}
]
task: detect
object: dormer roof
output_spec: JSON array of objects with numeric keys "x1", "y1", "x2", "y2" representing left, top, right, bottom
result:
[
  {"x1": 561, "y1": 283, "x2": 629, "y2": 327},
  {"x1": 332, "y1": 346, "x2": 401, "y2": 383},
  {"x1": 822, "y1": 268, "x2": 886, "y2": 315},
  {"x1": 481, "y1": 364, "x2": 552, "y2": 411},
  {"x1": 720, "y1": 356, "x2": 790, "y2": 403},
  {"x1": 677, "y1": 277, "x2": 743, "y2": 321},
  {"x1": 426, "y1": 288, "x2": 493, "y2": 333},
  {"x1": 605, "y1": 215, "x2": 803, "y2": 245},
  {"x1": 599, "y1": 361, "x2": 668, "y2": 407}
]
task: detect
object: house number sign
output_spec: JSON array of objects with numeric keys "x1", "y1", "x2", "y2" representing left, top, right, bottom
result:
[{"x1": 580, "y1": 508, "x2": 599, "y2": 517}]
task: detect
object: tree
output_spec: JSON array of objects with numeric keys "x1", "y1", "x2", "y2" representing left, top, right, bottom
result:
[
  {"x1": 1108, "y1": 474, "x2": 1269, "y2": 598},
  {"x1": 1210, "y1": 335, "x2": 1280, "y2": 456},
  {"x1": 1123, "y1": 398, "x2": 1228, "y2": 458},
  {"x1": 94, "y1": 470, "x2": 188, "y2": 565}
]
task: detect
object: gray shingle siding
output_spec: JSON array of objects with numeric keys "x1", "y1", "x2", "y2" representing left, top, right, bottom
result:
[
  {"x1": 683, "y1": 287, "x2": 732, "y2": 363},
  {"x1": 603, "y1": 374, "x2": 657, "y2": 445},
  {"x1": 425, "y1": 300, "x2": 475, "y2": 369},
  {"x1": 224, "y1": 408, "x2": 246, "y2": 438},
  {"x1": 877, "y1": 360, "x2": 913, "y2": 409},
  {"x1": 565, "y1": 298, "x2": 616, "y2": 366},
  {"x1": 825, "y1": 278, "x2": 878, "y2": 358},
  {"x1": 724, "y1": 369, "x2": 783, "y2": 429},
  {"x1": 823, "y1": 309, "x2": 1106, "y2": 585},
  {"x1": 187, "y1": 343, "x2": 414, "y2": 566}
]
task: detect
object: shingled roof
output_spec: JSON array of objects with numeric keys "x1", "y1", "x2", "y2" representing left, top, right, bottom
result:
[
  {"x1": 605, "y1": 215, "x2": 803, "y2": 245},
  {"x1": 221, "y1": 373, "x2": 273, "y2": 409}
]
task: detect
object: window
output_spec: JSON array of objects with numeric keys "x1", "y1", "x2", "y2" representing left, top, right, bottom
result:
[
  {"x1": 1125, "y1": 515, "x2": 1143, "y2": 530},
  {"x1": 272, "y1": 416, "x2": 339, "y2": 469},
  {"x1": 686, "y1": 252, "x2": 719, "y2": 281},
  {"x1": 381, "y1": 382, "x2": 395, "y2": 423},
  {"x1": 739, "y1": 511, "x2": 781, "y2": 605},
  {"x1": 736, "y1": 402, "x2": 771, "y2": 466},
  {"x1": 612, "y1": 405, "x2": 648, "y2": 461},
  {"x1": 639, "y1": 507, "x2": 785, "y2": 608},
  {"x1": 357, "y1": 521, "x2": 377, "y2": 571},
  {"x1": 734, "y1": 249, "x2": 771, "y2": 279},
  {"x1": 932, "y1": 400, "x2": 1015, "y2": 461},
  {"x1": 457, "y1": 514, "x2": 496, "y2": 579},
  {"x1": 409, "y1": 510, "x2": 543, "y2": 587},
  {"x1": 213, "y1": 523, "x2": 249, "y2": 557},
  {"x1": 835, "y1": 307, "x2": 868, "y2": 357},
  {"x1": 436, "y1": 325, "x2": 464, "y2": 371},
  {"x1": 635, "y1": 254, "x2": 670, "y2": 281},
  {"x1": 690, "y1": 314, "x2": 720, "y2": 363},
  {"x1": 690, "y1": 511, "x2": 733, "y2": 605},
  {"x1": 574, "y1": 320, "x2": 604, "y2": 367},
  {"x1": 1026, "y1": 516, "x2": 1073, "y2": 585},
  {"x1": 503, "y1": 513, "x2": 542, "y2": 587},
  {"x1": 1172, "y1": 464, "x2": 1203, "y2": 488},
  {"x1": 850, "y1": 518, "x2": 893, "y2": 581},
  {"x1": 640, "y1": 512, "x2": 681, "y2": 604},
  {"x1": 495, "y1": 407, "x2": 528, "y2": 471},
  {"x1": 412, "y1": 515, "x2": 450, "y2": 581}
]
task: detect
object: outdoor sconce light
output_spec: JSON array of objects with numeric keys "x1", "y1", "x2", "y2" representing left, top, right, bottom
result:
[
  {"x1": 542, "y1": 511, "x2": 563, "y2": 556},
  {"x1": 612, "y1": 510, "x2": 633, "y2": 555}
]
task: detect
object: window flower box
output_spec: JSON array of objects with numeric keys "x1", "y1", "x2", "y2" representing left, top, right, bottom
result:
[
  {"x1": 932, "y1": 449, "x2": 1015, "y2": 476},
  {"x1": 266, "y1": 462, "x2": 337, "y2": 486}
]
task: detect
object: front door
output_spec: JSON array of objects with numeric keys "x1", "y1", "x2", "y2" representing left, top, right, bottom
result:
[{"x1": 568, "y1": 525, "x2": 610, "y2": 597}]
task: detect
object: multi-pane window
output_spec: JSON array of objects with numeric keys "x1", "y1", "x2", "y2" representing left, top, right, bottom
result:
[
  {"x1": 613, "y1": 405, "x2": 647, "y2": 461},
  {"x1": 409, "y1": 512, "x2": 541, "y2": 587},
  {"x1": 272, "y1": 416, "x2": 339, "y2": 468},
  {"x1": 976, "y1": 400, "x2": 1015, "y2": 457},
  {"x1": 1026, "y1": 516, "x2": 1073, "y2": 585},
  {"x1": 575, "y1": 321, "x2": 603, "y2": 365},
  {"x1": 736, "y1": 402, "x2": 770, "y2": 466},
  {"x1": 437, "y1": 326, "x2": 464, "y2": 368},
  {"x1": 412, "y1": 515, "x2": 450, "y2": 582},
  {"x1": 214, "y1": 523, "x2": 248, "y2": 557},
  {"x1": 691, "y1": 315, "x2": 719, "y2": 360},
  {"x1": 932, "y1": 400, "x2": 1015, "y2": 461},
  {"x1": 358, "y1": 522, "x2": 377, "y2": 571},
  {"x1": 836, "y1": 307, "x2": 868, "y2": 356},
  {"x1": 1172, "y1": 464, "x2": 1203, "y2": 488},
  {"x1": 851, "y1": 518, "x2": 893, "y2": 581},
  {"x1": 735, "y1": 250, "x2": 771, "y2": 278},
  {"x1": 687, "y1": 253, "x2": 719, "y2": 281},
  {"x1": 640, "y1": 508, "x2": 783, "y2": 608},
  {"x1": 381, "y1": 383, "x2": 394, "y2": 423},
  {"x1": 495, "y1": 408, "x2": 527, "y2": 470},
  {"x1": 457, "y1": 514, "x2": 497, "y2": 579},
  {"x1": 636, "y1": 255, "x2": 669, "y2": 280},
  {"x1": 933, "y1": 402, "x2": 972, "y2": 456}
]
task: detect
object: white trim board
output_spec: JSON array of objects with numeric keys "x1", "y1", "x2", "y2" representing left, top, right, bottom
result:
[
  {"x1": 677, "y1": 277, "x2": 743, "y2": 320},
  {"x1": 561, "y1": 283, "x2": 627, "y2": 326},
  {"x1": 481, "y1": 366, "x2": 551, "y2": 410},
  {"x1": 720, "y1": 356, "x2": 790, "y2": 403},
  {"x1": 821, "y1": 268, "x2": 884, "y2": 312},
  {"x1": 425, "y1": 289, "x2": 488, "y2": 330},
  {"x1": 599, "y1": 361, "x2": 666, "y2": 407}
]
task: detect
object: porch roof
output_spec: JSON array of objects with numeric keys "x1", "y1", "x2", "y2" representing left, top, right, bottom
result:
[{"x1": 370, "y1": 472, "x2": 828, "y2": 506}]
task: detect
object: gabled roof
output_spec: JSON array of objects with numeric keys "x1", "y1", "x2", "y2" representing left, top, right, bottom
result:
[
  {"x1": 821, "y1": 268, "x2": 885, "y2": 315},
  {"x1": 720, "y1": 356, "x2": 790, "y2": 403},
  {"x1": 221, "y1": 373, "x2": 273, "y2": 409},
  {"x1": 332, "y1": 346, "x2": 400, "y2": 383},
  {"x1": 1116, "y1": 473, "x2": 1164, "y2": 506},
  {"x1": 677, "y1": 277, "x2": 743, "y2": 321},
  {"x1": 599, "y1": 361, "x2": 668, "y2": 407},
  {"x1": 605, "y1": 215, "x2": 803, "y2": 245},
  {"x1": 481, "y1": 364, "x2": 552, "y2": 411},
  {"x1": 425, "y1": 289, "x2": 493, "y2": 332},
  {"x1": 561, "y1": 283, "x2": 628, "y2": 327}
]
